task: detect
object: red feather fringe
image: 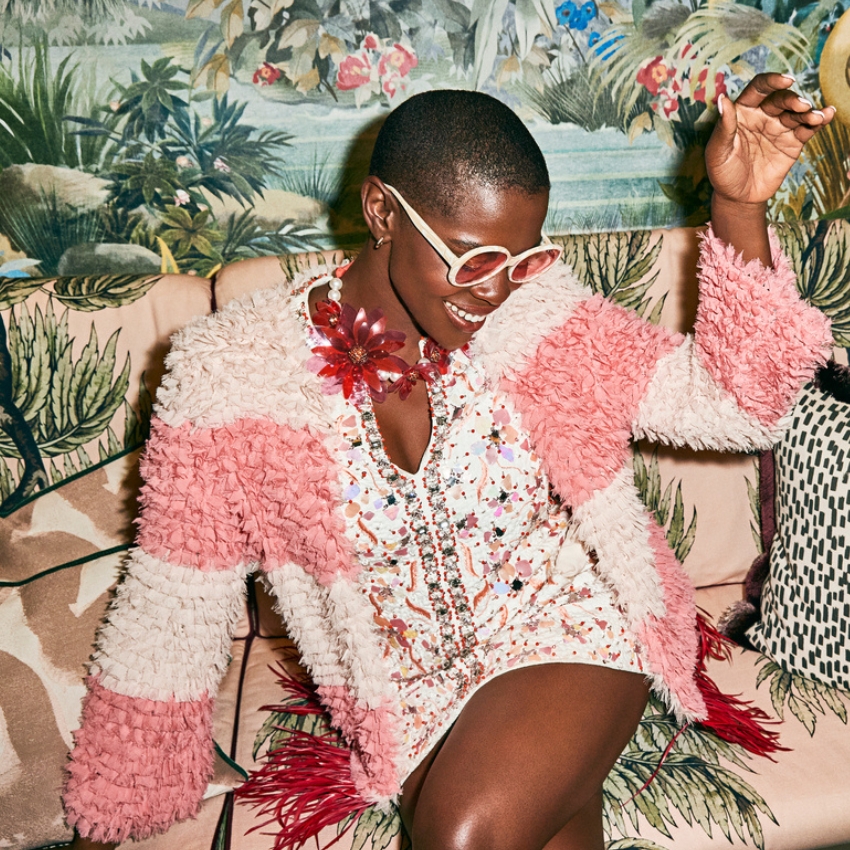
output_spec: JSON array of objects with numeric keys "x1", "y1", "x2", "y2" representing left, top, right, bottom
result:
[
  {"x1": 236, "y1": 665, "x2": 372, "y2": 850},
  {"x1": 693, "y1": 611, "x2": 788, "y2": 759},
  {"x1": 629, "y1": 611, "x2": 787, "y2": 806}
]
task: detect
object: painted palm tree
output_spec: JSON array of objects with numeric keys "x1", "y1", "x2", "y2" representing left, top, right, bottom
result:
[
  {"x1": 675, "y1": 1, "x2": 809, "y2": 102},
  {"x1": 0, "y1": 0, "x2": 150, "y2": 44},
  {"x1": 0, "y1": 273, "x2": 157, "y2": 515}
]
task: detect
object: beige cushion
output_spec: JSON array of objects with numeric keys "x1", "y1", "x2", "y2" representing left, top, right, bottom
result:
[{"x1": 0, "y1": 273, "x2": 217, "y2": 849}]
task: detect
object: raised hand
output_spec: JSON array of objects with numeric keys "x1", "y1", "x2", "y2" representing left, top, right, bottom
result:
[
  {"x1": 705, "y1": 73, "x2": 835, "y2": 264},
  {"x1": 706, "y1": 72, "x2": 835, "y2": 207}
]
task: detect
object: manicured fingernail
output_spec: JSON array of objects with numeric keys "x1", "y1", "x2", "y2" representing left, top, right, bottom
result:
[
  {"x1": 781, "y1": 73, "x2": 796, "y2": 82},
  {"x1": 812, "y1": 110, "x2": 825, "y2": 118},
  {"x1": 717, "y1": 93, "x2": 724, "y2": 115},
  {"x1": 798, "y1": 97, "x2": 813, "y2": 107}
]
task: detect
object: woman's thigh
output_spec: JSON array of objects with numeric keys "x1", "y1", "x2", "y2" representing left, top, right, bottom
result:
[{"x1": 399, "y1": 662, "x2": 648, "y2": 850}]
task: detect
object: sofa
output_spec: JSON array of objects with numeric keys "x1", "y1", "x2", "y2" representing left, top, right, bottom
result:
[{"x1": 1, "y1": 225, "x2": 849, "y2": 850}]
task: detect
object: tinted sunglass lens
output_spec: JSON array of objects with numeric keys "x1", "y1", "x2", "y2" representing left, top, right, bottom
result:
[
  {"x1": 510, "y1": 248, "x2": 561, "y2": 282},
  {"x1": 455, "y1": 251, "x2": 509, "y2": 285}
]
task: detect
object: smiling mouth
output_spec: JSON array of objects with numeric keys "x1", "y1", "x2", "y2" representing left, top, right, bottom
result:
[{"x1": 446, "y1": 302, "x2": 490, "y2": 325}]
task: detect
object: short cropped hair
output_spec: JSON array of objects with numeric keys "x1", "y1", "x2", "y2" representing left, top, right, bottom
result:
[{"x1": 369, "y1": 89, "x2": 550, "y2": 217}]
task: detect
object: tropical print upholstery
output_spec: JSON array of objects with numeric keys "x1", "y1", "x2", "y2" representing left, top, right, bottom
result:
[{"x1": 2, "y1": 224, "x2": 849, "y2": 850}]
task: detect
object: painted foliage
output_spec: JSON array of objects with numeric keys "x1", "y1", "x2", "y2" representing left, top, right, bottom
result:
[{"x1": 0, "y1": 0, "x2": 849, "y2": 282}]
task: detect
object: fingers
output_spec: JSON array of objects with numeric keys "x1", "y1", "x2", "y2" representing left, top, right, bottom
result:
[
  {"x1": 734, "y1": 71, "x2": 797, "y2": 109},
  {"x1": 732, "y1": 72, "x2": 836, "y2": 142},
  {"x1": 715, "y1": 91, "x2": 738, "y2": 142},
  {"x1": 788, "y1": 104, "x2": 836, "y2": 143}
]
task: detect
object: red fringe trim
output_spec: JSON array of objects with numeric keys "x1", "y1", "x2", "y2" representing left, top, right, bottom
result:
[
  {"x1": 236, "y1": 665, "x2": 371, "y2": 850},
  {"x1": 693, "y1": 611, "x2": 788, "y2": 759},
  {"x1": 630, "y1": 611, "x2": 788, "y2": 805},
  {"x1": 261, "y1": 662, "x2": 327, "y2": 717}
]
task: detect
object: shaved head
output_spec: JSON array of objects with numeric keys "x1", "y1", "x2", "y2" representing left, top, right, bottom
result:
[{"x1": 369, "y1": 90, "x2": 550, "y2": 217}]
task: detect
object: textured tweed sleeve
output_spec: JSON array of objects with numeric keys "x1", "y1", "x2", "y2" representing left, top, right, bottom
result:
[
  {"x1": 632, "y1": 225, "x2": 833, "y2": 450},
  {"x1": 62, "y1": 285, "x2": 364, "y2": 843},
  {"x1": 61, "y1": 305, "x2": 276, "y2": 844}
]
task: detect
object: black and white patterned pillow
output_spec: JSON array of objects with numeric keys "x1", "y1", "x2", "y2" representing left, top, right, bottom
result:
[{"x1": 746, "y1": 372, "x2": 850, "y2": 689}]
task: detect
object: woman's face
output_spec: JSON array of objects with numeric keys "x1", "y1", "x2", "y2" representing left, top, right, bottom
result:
[{"x1": 385, "y1": 182, "x2": 550, "y2": 351}]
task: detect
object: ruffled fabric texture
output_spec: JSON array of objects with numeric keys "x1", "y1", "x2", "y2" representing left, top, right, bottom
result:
[
  {"x1": 138, "y1": 417, "x2": 355, "y2": 583},
  {"x1": 480, "y1": 229, "x2": 833, "y2": 724},
  {"x1": 92, "y1": 552, "x2": 249, "y2": 702},
  {"x1": 65, "y1": 236, "x2": 828, "y2": 843},
  {"x1": 317, "y1": 685, "x2": 401, "y2": 800},
  {"x1": 501, "y1": 295, "x2": 680, "y2": 506},
  {"x1": 695, "y1": 226, "x2": 832, "y2": 425},
  {"x1": 64, "y1": 678, "x2": 214, "y2": 844}
]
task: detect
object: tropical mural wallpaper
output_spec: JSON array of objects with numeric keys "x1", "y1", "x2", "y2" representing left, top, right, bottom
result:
[
  {"x1": 3, "y1": 3, "x2": 850, "y2": 850},
  {"x1": 0, "y1": 0, "x2": 849, "y2": 281}
]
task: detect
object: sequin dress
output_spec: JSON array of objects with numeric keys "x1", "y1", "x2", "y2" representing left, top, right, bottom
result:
[{"x1": 298, "y1": 278, "x2": 644, "y2": 781}]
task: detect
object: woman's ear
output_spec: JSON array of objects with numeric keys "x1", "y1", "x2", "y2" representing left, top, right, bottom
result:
[{"x1": 361, "y1": 177, "x2": 395, "y2": 247}]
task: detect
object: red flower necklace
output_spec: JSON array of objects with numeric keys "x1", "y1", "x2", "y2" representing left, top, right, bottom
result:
[{"x1": 306, "y1": 264, "x2": 451, "y2": 403}]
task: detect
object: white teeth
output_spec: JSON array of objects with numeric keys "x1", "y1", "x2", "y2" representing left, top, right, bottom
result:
[{"x1": 448, "y1": 303, "x2": 483, "y2": 323}]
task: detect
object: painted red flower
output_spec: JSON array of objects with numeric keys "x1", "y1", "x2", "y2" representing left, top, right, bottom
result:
[
  {"x1": 378, "y1": 43, "x2": 417, "y2": 79},
  {"x1": 337, "y1": 52, "x2": 373, "y2": 90},
  {"x1": 636, "y1": 55, "x2": 671, "y2": 96},
  {"x1": 362, "y1": 33, "x2": 381, "y2": 50},
  {"x1": 693, "y1": 68, "x2": 727, "y2": 105},
  {"x1": 308, "y1": 303, "x2": 407, "y2": 402},
  {"x1": 382, "y1": 74, "x2": 401, "y2": 97},
  {"x1": 253, "y1": 62, "x2": 281, "y2": 86},
  {"x1": 656, "y1": 88, "x2": 680, "y2": 117}
]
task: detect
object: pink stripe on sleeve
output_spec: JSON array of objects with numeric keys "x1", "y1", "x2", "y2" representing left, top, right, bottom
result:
[
  {"x1": 137, "y1": 417, "x2": 356, "y2": 582},
  {"x1": 695, "y1": 226, "x2": 832, "y2": 426},
  {"x1": 136, "y1": 418, "x2": 259, "y2": 570},
  {"x1": 504, "y1": 296, "x2": 681, "y2": 507},
  {"x1": 318, "y1": 684, "x2": 401, "y2": 800},
  {"x1": 63, "y1": 677, "x2": 214, "y2": 844},
  {"x1": 635, "y1": 519, "x2": 705, "y2": 719}
]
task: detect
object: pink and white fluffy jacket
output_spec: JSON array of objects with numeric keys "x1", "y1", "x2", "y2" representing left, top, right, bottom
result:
[{"x1": 63, "y1": 228, "x2": 831, "y2": 843}]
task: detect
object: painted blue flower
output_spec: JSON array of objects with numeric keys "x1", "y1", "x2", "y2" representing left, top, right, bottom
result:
[
  {"x1": 556, "y1": 0, "x2": 577, "y2": 25},
  {"x1": 557, "y1": 0, "x2": 598, "y2": 30},
  {"x1": 593, "y1": 32, "x2": 624, "y2": 60},
  {"x1": 588, "y1": 31, "x2": 601, "y2": 47}
]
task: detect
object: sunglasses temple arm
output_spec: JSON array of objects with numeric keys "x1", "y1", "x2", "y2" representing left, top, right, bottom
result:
[{"x1": 384, "y1": 184, "x2": 460, "y2": 268}]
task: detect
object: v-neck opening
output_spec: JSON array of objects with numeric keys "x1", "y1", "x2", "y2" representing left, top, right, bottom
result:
[
  {"x1": 295, "y1": 271, "x2": 454, "y2": 478},
  {"x1": 364, "y1": 379, "x2": 438, "y2": 479}
]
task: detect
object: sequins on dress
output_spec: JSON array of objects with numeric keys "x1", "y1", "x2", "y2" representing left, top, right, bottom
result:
[{"x1": 298, "y1": 276, "x2": 644, "y2": 781}]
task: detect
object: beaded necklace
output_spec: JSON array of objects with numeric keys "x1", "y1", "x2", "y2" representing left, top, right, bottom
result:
[{"x1": 307, "y1": 263, "x2": 451, "y2": 404}]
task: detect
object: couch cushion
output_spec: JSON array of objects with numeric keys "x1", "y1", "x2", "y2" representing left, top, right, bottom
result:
[
  {"x1": 0, "y1": 273, "x2": 218, "y2": 849},
  {"x1": 747, "y1": 376, "x2": 850, "y2": 689}
]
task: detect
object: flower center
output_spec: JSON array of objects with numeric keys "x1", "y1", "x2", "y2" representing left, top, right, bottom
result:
[{"x1": 348, "y1": 345, "x2": 369, "y2": 365}]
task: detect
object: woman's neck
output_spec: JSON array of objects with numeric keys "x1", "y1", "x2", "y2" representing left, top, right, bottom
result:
[{"x1": 318, "y1": 252, "x2": 424, "y2": 365}]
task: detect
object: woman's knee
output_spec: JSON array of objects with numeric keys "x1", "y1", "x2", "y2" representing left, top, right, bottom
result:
[
  {"x1": 409, "y1": 806, "x2": 526, "y2": 850},
  {"x1": 408, "y1": 791, "x2": 593, "y2": 850}
]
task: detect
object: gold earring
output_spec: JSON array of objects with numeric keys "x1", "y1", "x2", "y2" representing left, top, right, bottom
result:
[{"x1": 374, "y1": 236, "x2": 385, "y2": 249}]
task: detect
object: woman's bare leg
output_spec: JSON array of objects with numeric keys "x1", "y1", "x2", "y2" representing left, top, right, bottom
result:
[{"x1": 399, "y1": 663, "x2": 648, "y2": 850}]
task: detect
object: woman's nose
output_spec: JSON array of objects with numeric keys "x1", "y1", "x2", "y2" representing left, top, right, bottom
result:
[{"x1": 468, "y1": 269, "x2": 514, "y2": 307}]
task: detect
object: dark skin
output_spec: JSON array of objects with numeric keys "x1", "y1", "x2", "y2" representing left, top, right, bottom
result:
[
  {"x1": 308, "y1": 178, "x2": 548, "y2": 474},
  {"x1": 71, "y1": 74, "x2": 833, "y2": 849}
]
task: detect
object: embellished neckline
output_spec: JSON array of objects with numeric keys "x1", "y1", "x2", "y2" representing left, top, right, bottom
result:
[{"x1": 303, "y1": 264, "x2": 453, "y2": 405}]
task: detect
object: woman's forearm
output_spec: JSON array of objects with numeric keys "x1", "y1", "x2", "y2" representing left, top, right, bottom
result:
[{"x1": 709, "y1": 193, "x2": 772, "y2": 267}]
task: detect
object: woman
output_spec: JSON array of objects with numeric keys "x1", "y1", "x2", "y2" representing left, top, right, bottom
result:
[{"x1": 66, "y1": 79, "x2": 833, "y2": 850}]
